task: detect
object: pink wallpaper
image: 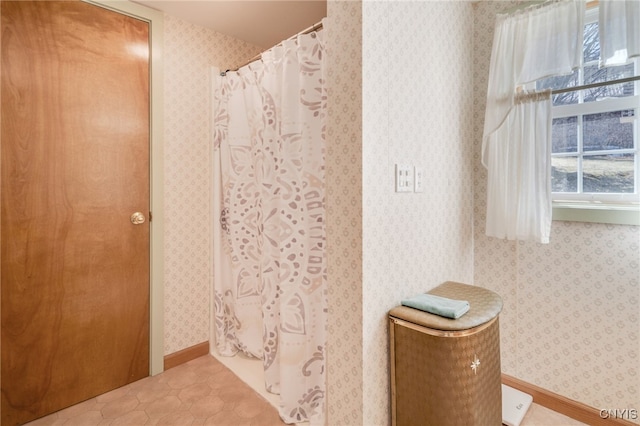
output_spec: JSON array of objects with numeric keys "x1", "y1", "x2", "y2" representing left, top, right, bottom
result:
[
  {"x1": 159, "y1": 2, "x2": 637, "y2": 423},
  {"x1": 361, "y1": 2, "x2": 475, "y2": 424},
  {"x1": 328, "y1": 0, "x2": 637, "y2": 423},
  {"x1": 473, "y1": 1, "x2": 639, "y2": 419},
  {"x1": 163, "y1": 14, "x2": 261, "y2": 355},
  {"x1": 325, "y1": 1, "x2": 363, "y2": 424}
]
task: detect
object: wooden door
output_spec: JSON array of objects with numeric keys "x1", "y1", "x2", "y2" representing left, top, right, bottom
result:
[{"x1": 0, "y1": 1, "x2": 150, "y2": 424}]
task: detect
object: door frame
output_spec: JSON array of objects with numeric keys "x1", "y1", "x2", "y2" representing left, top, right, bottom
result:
[{"x1": 83, "y1": 0, "x2": 164, "y2": 376}]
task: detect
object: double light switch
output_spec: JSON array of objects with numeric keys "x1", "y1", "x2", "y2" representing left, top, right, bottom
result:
[{"x1": 395, "y1": 164, "x2": 423, "y2": 193}]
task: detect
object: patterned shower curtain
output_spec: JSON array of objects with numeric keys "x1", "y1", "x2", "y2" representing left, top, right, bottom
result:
[{"x1": 212, "y1": 27, "x2": 326, "y2": 425}]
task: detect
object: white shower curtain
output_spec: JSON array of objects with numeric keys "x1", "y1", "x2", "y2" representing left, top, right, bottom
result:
[{"x1": 212, "y1": 27, "x2": 326, "y2": 425}]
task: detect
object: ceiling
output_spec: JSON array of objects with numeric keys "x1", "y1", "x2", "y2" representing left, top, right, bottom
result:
[{"x1": 134, "y1": 0, "x2": 327, "y2": 49}]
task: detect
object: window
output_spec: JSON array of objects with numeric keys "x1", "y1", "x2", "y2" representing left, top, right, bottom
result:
[{"x1": 533, "y1": 7, "x2": 639, "y2": 224}]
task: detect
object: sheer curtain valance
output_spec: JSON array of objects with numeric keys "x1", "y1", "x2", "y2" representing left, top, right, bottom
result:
[
  {"x1": 599, "y1": 0, "x2": 640, "y2": 66},
  {"x1": 482, "y1": 0, "x2": 585, "y2": 244},
  {"x1": 482, "y1": 0, "x2": 584, "y2": 153},
  {"x1": 483, "y1": 0, "x2": 639, "y2": 244}
]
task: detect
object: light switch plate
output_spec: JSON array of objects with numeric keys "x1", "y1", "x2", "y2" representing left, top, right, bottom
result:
[
  {"x1": 414, "y1": 167, "x2": 424, "y2": 192},
  {"x1": 395, "y1": 164, "x2": 413, "y2": 192}
]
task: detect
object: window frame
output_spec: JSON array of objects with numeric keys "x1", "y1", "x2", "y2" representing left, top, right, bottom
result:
[{"x1": 541, "y1": 6, "x2": 640, "y2": 225}]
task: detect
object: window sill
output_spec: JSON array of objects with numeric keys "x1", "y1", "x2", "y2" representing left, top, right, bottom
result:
[{"x1": 552, "y1": 202, "x2": 640, "y2": 226}]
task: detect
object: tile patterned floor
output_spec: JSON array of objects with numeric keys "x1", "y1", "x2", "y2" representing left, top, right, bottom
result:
[
  {"x1": 25, "y1": 353, "x2": 587, "y2": 426},
  {"x1": 26, "y1": 355, "x2": 286, "y2": 426},
  {"x1": 522, "y1": 404, "x2": 587, "y2": 425}
]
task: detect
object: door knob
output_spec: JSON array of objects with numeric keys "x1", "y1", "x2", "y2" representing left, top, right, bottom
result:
[{"x1": 130, "y1": 212, "x2": 146, "y2": 225}]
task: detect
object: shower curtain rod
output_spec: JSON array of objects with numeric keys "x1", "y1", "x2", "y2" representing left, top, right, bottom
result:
[{"x1": 222, "y1": 20, "x2": 324, "y2": 75}]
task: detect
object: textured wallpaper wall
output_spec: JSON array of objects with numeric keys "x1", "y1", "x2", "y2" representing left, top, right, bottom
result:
[
  {"x1": 473, "y1": 1, "x2": 639, "y2": 419},
  {"x1": 163, "y1": 14, "x2": 261, "y2": 355},
  {"x1": 362, "y1": 2, "x2": 475, "y2": 424},
  {"x1": 325, "y1": 1, "x2": 363, "y2": 424},
  {"x1": 161, "y1": 1, "x2": 638, "y2": 422}
]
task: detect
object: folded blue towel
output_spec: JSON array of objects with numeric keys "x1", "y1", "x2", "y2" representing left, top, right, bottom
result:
[{"x1": 401, "y1": 293, "x2": 470, "y2": 319}]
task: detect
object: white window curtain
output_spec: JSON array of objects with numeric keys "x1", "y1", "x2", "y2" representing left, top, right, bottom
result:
[
  {"x1": 599, "y1": 0, "x2": 640, "y2": 66},
  {"x1": 482, "y1": 0, "x2": 585, "y2": 244},
  {"x1": 485, "y1": 91, "x2": 553, "y2": 243}
]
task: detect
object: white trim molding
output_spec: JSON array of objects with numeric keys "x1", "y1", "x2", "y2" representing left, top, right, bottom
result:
[
  {"x1": 553, "y1": 203, "x2": 640, "y2": 226},
  {"x1": 83, "y1": 0, "x2": 165, "y2": 376}
]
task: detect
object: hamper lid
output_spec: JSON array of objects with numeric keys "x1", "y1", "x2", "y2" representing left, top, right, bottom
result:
[{"x1": 389, "y1": 281, "x2": 503, "y2": 331}]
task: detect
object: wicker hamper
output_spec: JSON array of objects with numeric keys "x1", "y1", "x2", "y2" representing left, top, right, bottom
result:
[{"x1": 389, "y1": 281, "x2": 503, "y2": 426}]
